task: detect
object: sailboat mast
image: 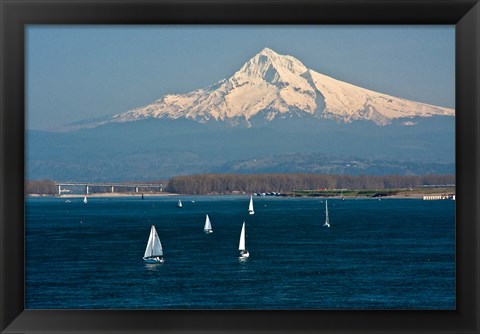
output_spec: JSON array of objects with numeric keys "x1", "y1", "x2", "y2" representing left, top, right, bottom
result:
[{"x1": 151, "y1": 226, "x2": 155, "y2": 257}]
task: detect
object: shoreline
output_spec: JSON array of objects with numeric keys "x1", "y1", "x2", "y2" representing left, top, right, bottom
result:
[
  {"x1": 26, "y1": 192, "x2": 454, "y2": 199},
  {"x1": 28, "y1": 192, "x2": 178, "y2": 198}
]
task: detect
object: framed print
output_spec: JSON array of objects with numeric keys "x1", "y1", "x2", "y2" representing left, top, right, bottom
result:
[{"x1": 1, "y1": 0, "x2": 479, "y2": 333}]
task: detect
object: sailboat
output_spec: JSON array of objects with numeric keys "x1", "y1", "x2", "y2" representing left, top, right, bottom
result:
[
  {"x1": 143, "y1": 225, "x2": 165, "y2": 263},
  {"x1": 323, "y1": 199, "x2": 331, "y2": 228},
  {"x1": 177, "y1": 200, "x2": 183, "y2": 208},
  {"x1": 238, "y1": 221, "x2": 249, "y2": 258},
  {"x1": 248, "y1": 195, "x2": 255, "y2": 215},
  {"x1": 204, "y1": 214, "x2": 213, "y2": 234},
  {"x1": 83, "y1": 196, "x2": 88, "y2": 204}
]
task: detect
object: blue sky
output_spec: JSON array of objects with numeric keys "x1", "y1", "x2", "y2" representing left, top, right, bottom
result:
[{"x1": 26, "y1": 25, "x2": 455, "y2": 130}]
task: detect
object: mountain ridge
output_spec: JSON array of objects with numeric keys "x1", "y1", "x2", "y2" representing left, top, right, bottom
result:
[{"x1": 28, "y1": 114, "x2": 455, "y2": 181}]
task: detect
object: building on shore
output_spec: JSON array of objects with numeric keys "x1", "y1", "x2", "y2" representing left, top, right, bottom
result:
[{"x1": 422, "y1": 194, "x2": 455, "y2": 200}]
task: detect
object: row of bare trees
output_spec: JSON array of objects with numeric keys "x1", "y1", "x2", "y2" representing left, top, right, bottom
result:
[
  {"x1": 26, "y1": 174, "x2": 455, "y2": 195},
  {"x1": 166, "y1": 173, "x2": 455, "y2": 195},
  {"x1": 26, "y1": 179, "x2": 56, "y2": 195}
]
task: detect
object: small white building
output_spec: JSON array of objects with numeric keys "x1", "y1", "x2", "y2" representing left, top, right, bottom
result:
[{"x1": 422, "y1": 194, "x2": 455, "y2": 200}]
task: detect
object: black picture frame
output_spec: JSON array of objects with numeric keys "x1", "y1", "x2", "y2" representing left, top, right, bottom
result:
[{"x1": 1, "y1": 0, "x2": 479, "y2": 333}]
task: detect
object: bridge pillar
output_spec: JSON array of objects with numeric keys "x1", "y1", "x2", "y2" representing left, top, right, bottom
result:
[
  {"x1": 58, "y1": 185, "x2": 62, "y2": 195},
  {"x1": 86, "y1": 185, "x2": 89, "y2": 195},
  {"x1": 135, "y1": 187, "x2": 139, "y2": 193},
  {"x1": 111, "y1": 186, "x2": 114, "y2": 193}
]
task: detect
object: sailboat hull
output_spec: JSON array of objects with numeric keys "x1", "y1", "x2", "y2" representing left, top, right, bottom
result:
[
  {"x1": 248, "y1": 211, "x2": 254, "y2": 215},
  {"x1": 239, "y1": 251, "x2": 250, "y2": 258},
  {"x1": 143, "y1": 257, "x2": 164, "y2": 264},
  {"x1": 204, "y1": 229, "x2": 213, "y2": 234}
]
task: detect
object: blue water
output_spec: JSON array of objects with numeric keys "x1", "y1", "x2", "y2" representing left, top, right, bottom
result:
[{"x1": 25, "y1": 196, "x2": 455, "y2": 309}]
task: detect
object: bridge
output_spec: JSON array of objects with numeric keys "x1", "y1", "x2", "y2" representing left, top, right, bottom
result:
[{"x1": 54, "y1": 181, "x2": 164, "y2": 195}]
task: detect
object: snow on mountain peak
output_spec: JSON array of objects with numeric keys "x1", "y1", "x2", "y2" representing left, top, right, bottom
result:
[
  {"x1": 96, "y1": 48, "x2": 454, "y2": 128},
  {"x1": 236, "y1": 47, "x2": 308, "y2": 81},
  {"x1": 258, "y1": 47, "x2": 276, "y2": 55}
]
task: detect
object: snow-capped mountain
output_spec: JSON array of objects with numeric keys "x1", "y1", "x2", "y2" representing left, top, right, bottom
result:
[{"x1": 87, "y1": 47, "x2": 454, "y2": 127}]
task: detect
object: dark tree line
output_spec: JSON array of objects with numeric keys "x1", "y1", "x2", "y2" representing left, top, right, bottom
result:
[
  {"x1": 166, "y1": 173, "x2": 455, "y2": 195},
  {"x1": 26, "y1": 179, "x2": 56, "y2": 195},
  {"x1": 26, "y1": 174, "x2": 455, "y2": 195}
]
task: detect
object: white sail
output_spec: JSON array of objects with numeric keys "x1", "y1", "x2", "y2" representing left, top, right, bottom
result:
[
  {"x1": 239, "y1": 222, "x2": 246, "y2": 251},
  {"x1": 204, "y1": 214, "x2": 213, "y2": 232},
  {"x1": 177, "y1": 200, "x2": 182, "y2": 207},
  {"x1": 324, "y1": 200, "x2": 330, "y2": 227},
  {"x1": 144, "y1": 228, "x2": 154, "y2": 258},
  {"x1": 144, "y1": 225, "x2": 163, "y2": 258},
  {"x1": 83, "y1": 196, "x2": 87, "y2": 204},
  {"x1": 248, "y1": 195, "x2": 254, "y2": 215}
]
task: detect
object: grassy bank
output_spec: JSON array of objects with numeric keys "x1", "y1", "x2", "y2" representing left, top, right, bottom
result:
[{"x1": 289, "y1": 187, "x2": 455, "y2": 198}]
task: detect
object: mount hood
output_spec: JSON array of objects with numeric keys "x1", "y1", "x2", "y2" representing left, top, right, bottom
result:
[{"x1": 79, "y1": 47, "x2": 454, "y2": 128}]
